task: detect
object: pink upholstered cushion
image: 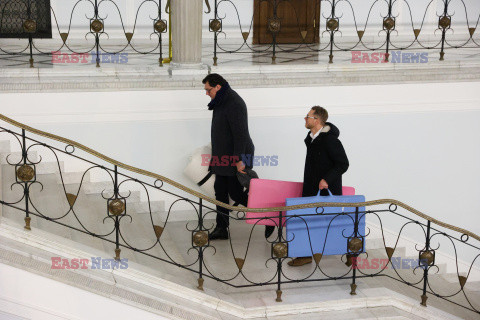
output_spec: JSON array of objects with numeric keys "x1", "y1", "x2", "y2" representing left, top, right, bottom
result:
[{"x1": 246, "y1": 179, "x2": 355, "y2": 226}]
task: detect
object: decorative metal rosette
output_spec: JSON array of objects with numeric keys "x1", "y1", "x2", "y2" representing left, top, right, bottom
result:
[
  {"x1": 90, "y1": 19, "x2": 104, "y2": 33},
  {"x1": 268, "y1": 18, "x2": 281, "y2": 33},
  {"x1": 108, "y1": 198, "x2": 126, "y2": 216},
  {"x1": 272, "y1": 242, "x2": 287, "y2": 258},
  {"x1": 383, "y1": 17, "x2": 395, "y2": 31},
  {"x1": 16, "y1": 164, "x2": 35, "y2": 182},
  {"x1": 193, "y1": 231, "x2": 208, "y2": 247},
  {"x1": 154, "y1": 19, "x2": 167, "y2": 33},
  {"x1": 23, "y1": 19, "x2": 37, "y2": 33},
  {"x1": 438, "y1": 15, "x2": 451, "y2": 30},
  {"x1": 209, "y1": 19, "x2": 222, "y2": 33},
  {"x1": 419, "y1": 249, "x2": 435, "y2": 267},
  {"x1": 326, "y1": 18, "x2": 339, "y2": 31},
  {"x1": 347, "y1": 237, "x2": 363, "y2": 253}
]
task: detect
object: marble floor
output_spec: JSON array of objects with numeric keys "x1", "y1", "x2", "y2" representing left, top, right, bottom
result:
[{"x1": 0, "y1": 38, "x2": 479, "y2": 92}]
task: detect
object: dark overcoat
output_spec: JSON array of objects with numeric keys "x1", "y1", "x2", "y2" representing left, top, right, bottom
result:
[
  {"x1": 209, "y1": 83, "x2": 255, "y2": 176},
  {"x1": 302, "y1": 122, "x2": 349, "y2": 197}
]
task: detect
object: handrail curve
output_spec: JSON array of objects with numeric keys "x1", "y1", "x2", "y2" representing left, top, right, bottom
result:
[{"x1": 0, "y1": 113, "x2": 478, "y2": 242}]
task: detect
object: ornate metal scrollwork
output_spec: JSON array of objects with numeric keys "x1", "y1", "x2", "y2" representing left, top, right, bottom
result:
[{"x1": 204, "y1": 0, "x2": 211, "y2": 14}]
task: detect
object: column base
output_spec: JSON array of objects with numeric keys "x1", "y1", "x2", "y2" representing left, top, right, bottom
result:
[{"x1": 168, "y1": 63, "x2": 210, "y2": 76}]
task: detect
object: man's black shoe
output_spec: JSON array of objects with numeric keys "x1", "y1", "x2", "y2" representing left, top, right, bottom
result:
[
  {"x1": 209, "y1": 227, "x2": 229, "y2": 240},
  {"x1": 265, "y1": 225, "x2": 275, "y2": 238}
]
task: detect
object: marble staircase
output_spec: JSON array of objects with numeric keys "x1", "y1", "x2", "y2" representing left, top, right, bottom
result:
[{"x1": 0, "y1": 137, "x2": 479, "y2": 320}]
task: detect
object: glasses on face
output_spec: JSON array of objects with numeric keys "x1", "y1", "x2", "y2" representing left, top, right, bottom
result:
[
  {"x1": 205, "y1": 86, "x2": 216, "y2": 93},
  {"x1": 305, "y1": 115, "x2": 317, "y2": 120}
]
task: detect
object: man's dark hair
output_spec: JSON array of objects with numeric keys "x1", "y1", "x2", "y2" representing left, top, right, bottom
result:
[
  {"x1": 311, "y1": 106, "x2": 328, "y2": 125},
  {"x1": 202, "y1": 73, "x2": 227, "y2": 87}
]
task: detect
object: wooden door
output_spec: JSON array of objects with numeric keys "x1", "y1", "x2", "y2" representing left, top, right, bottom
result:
[{"x1": 253, "y1": 0, "x2": 320, "y2": 44}]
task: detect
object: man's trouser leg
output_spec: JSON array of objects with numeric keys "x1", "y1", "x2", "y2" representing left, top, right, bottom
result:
[
  {"x1": 214, "y1": 175, "x2": 230, "y2": 229},
  {"x1": 214, "y1": 175, "x2": 248, "y2": 229},
  {"x1": 227, "y1": 176, "x2": 248, "y2": 207}
]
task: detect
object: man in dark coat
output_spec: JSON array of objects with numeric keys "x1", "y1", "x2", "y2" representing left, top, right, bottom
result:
[
  {"x1": 203, "y1": 73, "x2": 255, "y2": 240},
  {"x1": 288, "y1": 106, "x2": 349, "y2": 266}
]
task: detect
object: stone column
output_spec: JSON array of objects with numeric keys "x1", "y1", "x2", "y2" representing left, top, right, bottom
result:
[{"x1": 170, "y1": 0, "x2": 207, "y2": 71}]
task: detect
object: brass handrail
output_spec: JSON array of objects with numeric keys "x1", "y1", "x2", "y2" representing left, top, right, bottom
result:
[{"x1": 0, "y1": 113, "x2": 478, "y2": 242}]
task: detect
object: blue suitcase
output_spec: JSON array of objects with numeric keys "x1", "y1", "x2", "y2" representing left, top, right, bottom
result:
[{"x1": 285, "y1": 190, "x2": 366, "y2": 257}]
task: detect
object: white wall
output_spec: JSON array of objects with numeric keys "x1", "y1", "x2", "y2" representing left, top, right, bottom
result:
[{"x1": 0, "y1": 262, "x2": 167, "y2": 320}]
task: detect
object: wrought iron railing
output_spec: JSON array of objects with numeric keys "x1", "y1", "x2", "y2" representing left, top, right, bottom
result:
[
  {"x1": 0, "y1": 0, "x2": 170, "y2": 67},
  {"x1": 2, "y1": 0, "x2": 479, "y2": 68},
  {"x1": 208, "y1": 0, "x2": 480, "y2": 65},
  {"x1": 0, "y1": 113, "x2": 479, "y2": 315}
]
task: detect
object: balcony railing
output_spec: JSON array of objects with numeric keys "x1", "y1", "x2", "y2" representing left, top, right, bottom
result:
[
  {"x1": 0, "y1": 113, "x2": 479, "y2": 315},
  {"x1": 0, "y1": 0, "x2": 479, "y2": 67},
  {"x1": 0, "y1": 0, "x2": 170, "y2": 67},
  {"x1": 208, "y1": 0, "x2": 479, "y2": 64}
]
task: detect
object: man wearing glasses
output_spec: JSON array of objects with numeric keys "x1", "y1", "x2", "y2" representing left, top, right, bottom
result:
[
  {"x1": 289, "y1": 106, "x2": 349, "y2": 266},
  {"x1": 203, "y1": 73, "x2": 255, "y2": 240}
]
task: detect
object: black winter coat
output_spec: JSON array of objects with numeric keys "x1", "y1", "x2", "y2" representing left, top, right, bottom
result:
[
  {"x1": 208, "y1": 83, "x2": 255, "y2": 176},
  {"x1": 302, "y1": 122, "x2": 349, "y2": 197}
]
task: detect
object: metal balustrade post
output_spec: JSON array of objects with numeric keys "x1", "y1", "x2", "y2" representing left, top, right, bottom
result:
[
  {"x1": 350, "y1": 206, "x2": 360, "y2": 295},
  {"x1": 384, "y1": 0, "x2": 393, "y2": 62},
  {"x1": 420, "y1": 220, "x2": 432, "y2": 306},
  {"x1": 159, "y1": 1, "x2": 164, "y2": 66},
  {"x1": 213, "y1": 0, "x2": 218, "y2": 66},
  {"x1": 198, "y1": 198, "x2": 204, "y2": 290},
  {"x1": 275, "y1": 210, "x2": 283, "y2": 302},
  {"x1": 113, "y1": 165, "x2": 121, "y2": 260},
  {"x1": 21, "y1": 129, "x2": 31, "y2": 230},
  {"x1": 328, "y1": 0, "x2": 337, "y2": 63},
  {"x1": 271, "y1": 0, "x2": 278, "y2": 64},
  {"x1": 439, "y1": 0, "x2": 449, "y2": 61},
  {"x1": 94, "y1": 0, "x2": 101, "y2": 68},
  {"x1": 27, "y1": 1, "x2": 34, "y2": 68}
]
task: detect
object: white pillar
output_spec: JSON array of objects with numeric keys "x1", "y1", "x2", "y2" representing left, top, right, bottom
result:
[{"x1": 170, "y1": 0, "x2": 207, "y2": 71}]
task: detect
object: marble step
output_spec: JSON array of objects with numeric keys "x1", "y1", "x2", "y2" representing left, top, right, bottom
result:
[
  {"x1": 2, "y1": 160, "x2": 66, "y2": 175},
  {"x1": 64, "y1": 181, "x2": 142, "y2": 202},
  {"x1": 37, "y1": 170, "x2": 92, "y2": 185},
  {"x1": 0, "y1": 222, "x2": 465, "y2": 320},
  {"x1": 440, "y1": 273, "x2": 480, "y2": 292},
  {"x1": 0, "y1": 150, "x2": 38, "y2": 164},
  {"x1": 0, "y1": 140, "x2": 11, "y2": 154},
  {"x1": 129, "y1": 200, "x2": 165, "y2": 215}
]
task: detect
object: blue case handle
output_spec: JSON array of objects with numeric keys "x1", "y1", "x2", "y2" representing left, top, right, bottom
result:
[{"x1": 316, "y1": 189, "x2": 333, "y2": 197}]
